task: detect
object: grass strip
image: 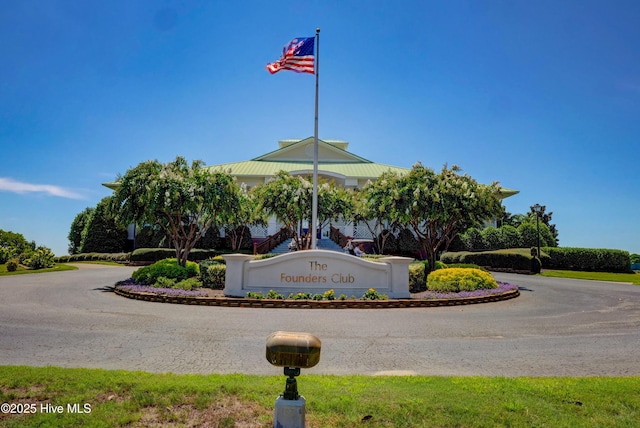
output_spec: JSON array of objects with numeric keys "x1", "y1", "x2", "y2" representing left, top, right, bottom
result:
[
  {"x1": 0, "y1": 264, "x2": 78, "y2": 276},
  {"x1": 1, "y1": 366, "x2": 638, "y2": 427},
  {"x1": 541, "y1": 269, "x2": 640, "y2": 285}
]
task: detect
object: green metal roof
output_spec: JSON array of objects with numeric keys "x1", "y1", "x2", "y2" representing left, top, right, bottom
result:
[{"x1": 208, "y1": 160, "x2": 409, "y2": 179}]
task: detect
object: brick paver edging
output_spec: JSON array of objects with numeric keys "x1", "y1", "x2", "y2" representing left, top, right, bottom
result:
[{"x1": 114, "y1": 288, "x2": 520, "y2": 308}]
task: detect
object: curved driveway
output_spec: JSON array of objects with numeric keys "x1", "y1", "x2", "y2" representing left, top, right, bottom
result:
[{"x1": 1, "y1": 266, "x2": 639, "y2": 376}]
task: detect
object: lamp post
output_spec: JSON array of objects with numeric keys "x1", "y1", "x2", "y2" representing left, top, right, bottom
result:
[{"x1": 532, "y1": 204, "x2": 543, "y2": 266}]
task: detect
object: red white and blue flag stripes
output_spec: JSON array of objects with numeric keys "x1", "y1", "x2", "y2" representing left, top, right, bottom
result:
[{"x1": 266, "y1": 36, "x2": 315, "y2": 74}]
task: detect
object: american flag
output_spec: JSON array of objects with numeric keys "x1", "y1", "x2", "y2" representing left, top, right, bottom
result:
[{"x1": 266, "y1": 37, "x2": 315, "y2": 74}]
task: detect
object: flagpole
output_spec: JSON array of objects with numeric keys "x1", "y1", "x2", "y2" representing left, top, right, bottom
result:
[{"x1": 311, "y1": 27, "x2": 320, "y2": 250}]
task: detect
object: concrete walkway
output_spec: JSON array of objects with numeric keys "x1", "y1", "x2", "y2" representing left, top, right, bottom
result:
[{"x1": 0, "y1": 266, "x2": 639, "y2": 376}]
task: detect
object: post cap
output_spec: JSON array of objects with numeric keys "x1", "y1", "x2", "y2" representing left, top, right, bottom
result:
[{"x1": 266, "y1": 331, "x2": 321, "y2": 368}]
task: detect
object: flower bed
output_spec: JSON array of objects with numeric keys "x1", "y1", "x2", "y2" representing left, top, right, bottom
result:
[{"x1": 114, "y1": 280, "x2": 519, "y2": 308}]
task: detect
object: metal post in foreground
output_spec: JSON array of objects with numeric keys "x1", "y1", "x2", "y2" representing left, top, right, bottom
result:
[{"x1": 266, "y1": 331, "x2": 321, "y2": 428}]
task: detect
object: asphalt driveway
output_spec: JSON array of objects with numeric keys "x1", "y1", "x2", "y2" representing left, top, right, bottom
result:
[{"x1": 1, "y1": 265, "x2": 638, "y2": 376}]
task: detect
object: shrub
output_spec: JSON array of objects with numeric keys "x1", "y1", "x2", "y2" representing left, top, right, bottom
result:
[
  {"x1": 6, "y1": 258, "x2": 19, "y2": 272},
  {"x1": 481, "y1": 226, "x2": 502, "y2": 250},
  {"x1": 499, "y1": 225, "x2": 521, "y2": 249},
  {"x1": 409, "y1": 262, "x2": 426, "y2": 293},
  {"x1": 288, "y1": 292, "x2": 313, "y2": 300},
  {"x1": 132, "y1": 258, "x2": 200, "y2": 285},
  {"x1": 425, "y1": 260, "x2": 447, "y2": 271},
  {"x1": 24, "y1": 246, "x2": 55, "y2": 269},
  {"x1": 361, "y1": 288, "x2": 388, "y2": 300},
  {"x1": 200, "y1": 263, "x2": 226, "y2": 289},
  {"x1": 463, "y1": 227, "x2": 484, "y2": 251},
  {"x1": 427, "y1": 268, "x2": 498, "y2": 292},
  {"x1": 265, "y1": 289, "x2": 285, "y2": 299},
  {"x1": 194, "y1": 226, "x2": 222, "y2": 249},
  {"x1": 446, "y1": 263, "x2": 488, "y2": 272},
  {"x1": 154, "y1": 276, "x2": 176, "y2": 288},
  {"x1": 518, "y1": 222, "x2": 555, "y2": 248},
  {"x1": 130, "y1": 248, "x2": 218, "y2": 263},
  {"x1": 542, "y1": 247, "x2": 631, "y2": 273},
  {"x1": 396, "y1": 228, "x2": 421, "y2": 257},
  {"x1": 0, "y1": 247, "x2": 15, "y2": 264},
  {"x1": 175, "y1": 277, "x2": 202, "y2": 291},
  {"x1": 441, "y1": 249, "x2": 550, "y2": 272}
]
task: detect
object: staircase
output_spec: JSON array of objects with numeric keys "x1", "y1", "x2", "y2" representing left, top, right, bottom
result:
[{"x1": 270, "y1": 238, "x2": 344, "y2": 254}]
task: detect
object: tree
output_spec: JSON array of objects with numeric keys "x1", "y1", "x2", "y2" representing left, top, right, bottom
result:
[
  {"x1": 388, "y1": 163, "x2": 503, "y2": 273},
  {"x1": 254, "y1": 171, "x2": 349, "y2": 250},
  {"x1": 355, "y1": 171, "x2": 401, "y2": 254},
  {"x1": 0, "y1": 229, "x2": 31, "y2": 255},
  {"x1": 112, "y1": 157, "x2": 239, "y2": 266},
  {"x1": 68, "y1": 207, "x2": 94, "y2": 254},
  {"x1": 528, "y1": 205, "x2": 559, "y2": 245},
  {"x1": 80, "y1": 197, "x2": 128, "y2": 253},
  {"x1": 223, "y1": 184, "x2": 264, "y2": 251},
  {"x1": 518, "y1": 221, "x2": 554, "y2": 248}
]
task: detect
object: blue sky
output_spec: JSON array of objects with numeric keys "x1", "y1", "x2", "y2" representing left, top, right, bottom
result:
[{"x1": 1, "y1": 0, "x2": 639, "y2": 256}]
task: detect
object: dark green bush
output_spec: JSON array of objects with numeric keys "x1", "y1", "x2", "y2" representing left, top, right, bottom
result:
[
  {"x1": 542, "y1": 247, "x2": 631, "y2": 273},
  {"x1": 6, "y1": 258, "x2": 19, "y2": 272},
  {"x1": 54, "y1": 252, "x2": 130, "y2": 264},
  {"x1": 441, "y1": 249, "x2": 550, "y2": 272},
  {"x1": 132, "y1": 258, "x2": 200, "y2": 285},
  {"x1": 134, "y1": 225, "x2": 170, "y2": 249},
  {"x1": 481, "y1": 226, "x2": 502, "y2": 250},
  {"x1": 463, "y1": 227, "x2": 484, "y2": 251},
  {"x1": 195, "y1": 226, "x2": 222, "y2": 249},
  {"x1": 499, "y1": 225, "x2": 521, "y2": 249},
  {"x1": 396, "y1": 228, "x2": 421, "y2": 257},
  {"x1": 130, "y1": 248, "x2": 218, "y2": 262},
  {"x1": 376, "y1": 230, "x2": 399, "y2": 255}
]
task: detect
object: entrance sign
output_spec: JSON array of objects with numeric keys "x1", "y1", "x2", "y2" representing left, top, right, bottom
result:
[{"x1": 223, "y1": 250, "x2": 412, "y2": 298}]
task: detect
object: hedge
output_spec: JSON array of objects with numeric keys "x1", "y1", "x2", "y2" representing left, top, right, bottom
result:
[
  {"x1": 130, "y1": 248, "x2": 219, "y2": 262},
  {"x1": 542, "y1": 247, "x2": 631, "y2": 273},
  {"x1": 55, "y1": 253, "x2": 130, "y2": 263},
  {"x1": 440, "y1": 249, "x2": 548, "y2": 272}
]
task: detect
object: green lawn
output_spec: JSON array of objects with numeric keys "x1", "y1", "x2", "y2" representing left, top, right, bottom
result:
[
  {"x1": 541, "y1": 269, "x2": 640, "y2": 285},
  {"x1": 0, "y1": 263, "x2": 78, "y2": 276},
  {"x1": 1, "y1": 265, "x2": 638, "y2": 426},
  {"x1": 1, "y1": 366, "x2": 638, "y2": 427}
]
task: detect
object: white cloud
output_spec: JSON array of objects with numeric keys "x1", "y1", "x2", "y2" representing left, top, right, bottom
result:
[{"x1": 0, "y1": 177, "x2": 85, "y2": 200}]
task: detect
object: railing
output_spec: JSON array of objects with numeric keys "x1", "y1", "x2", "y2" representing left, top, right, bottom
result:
[
  {"x1": 330, "y1": 225, "x2": 350, "y2": 248},
  {"x1": 253, "y1": 228, "x2": 292, "y2": 255}
]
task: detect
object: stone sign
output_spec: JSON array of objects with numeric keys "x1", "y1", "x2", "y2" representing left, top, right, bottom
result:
[{"x1": 223, "y1": 250, "x2": 412, "y2": 298}]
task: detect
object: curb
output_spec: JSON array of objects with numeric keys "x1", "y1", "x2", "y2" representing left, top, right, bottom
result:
[{"x1": 114, "y1": 288, "x2": 520, "y2": 309}]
